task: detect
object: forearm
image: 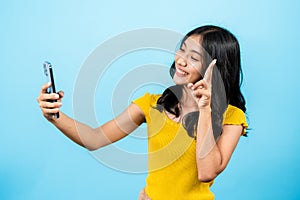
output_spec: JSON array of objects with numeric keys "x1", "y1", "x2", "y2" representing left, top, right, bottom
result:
[
  {"x1": 49, "y1": 112, "x2": 101, "y2": 150},
  {"x1": 37, "y1": 84, "x2": 114, "y2": 150},
  {"x1": 196, "y1": 108, "x2": 223, "y2": 182}
]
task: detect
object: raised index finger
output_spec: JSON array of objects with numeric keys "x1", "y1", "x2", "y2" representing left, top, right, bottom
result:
[{"x1": 203, "y1": 59, "x2": 217, "y2": 84}]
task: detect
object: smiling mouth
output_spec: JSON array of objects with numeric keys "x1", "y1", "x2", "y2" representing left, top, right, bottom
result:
[{"x1": 176, "y1": 68, "x2": 188, "y2": 76}]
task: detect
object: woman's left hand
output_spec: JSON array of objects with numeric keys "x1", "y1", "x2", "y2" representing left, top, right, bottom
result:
[
  {"x1": 187, "y1": 59, "x2": 216, "y2": 110},
  {"x1": 138, "y1": 189, "x2": 151, "y2": 200}
]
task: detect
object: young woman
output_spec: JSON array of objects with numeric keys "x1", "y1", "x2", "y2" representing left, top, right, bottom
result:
[{"x1": 37, "y1": 25, "x2": 248, "y2": 200}]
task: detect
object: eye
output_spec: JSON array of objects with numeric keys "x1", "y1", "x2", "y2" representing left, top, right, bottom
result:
[{"x1": 191, "y1": 56, "x2": 200, "y2": 62}]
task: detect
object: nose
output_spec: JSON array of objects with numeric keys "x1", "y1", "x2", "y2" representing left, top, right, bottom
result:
[{"x1": 176, "y1": 55, "x2": 187, "y2": 67}]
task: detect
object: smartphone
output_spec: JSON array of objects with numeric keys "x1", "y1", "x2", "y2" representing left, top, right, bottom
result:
[{"x1": 43, "y1": 61, "x2": 59, "y2": 118}]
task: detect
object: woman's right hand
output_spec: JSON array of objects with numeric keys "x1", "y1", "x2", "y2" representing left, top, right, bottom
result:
[{"x1": 37, "y1": 82, "x2": 64, "y2": 120}]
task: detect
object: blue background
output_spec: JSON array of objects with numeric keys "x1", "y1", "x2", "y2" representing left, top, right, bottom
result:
[{"x1": 1, "y1": 0, "x2": 300, "y2": 199}]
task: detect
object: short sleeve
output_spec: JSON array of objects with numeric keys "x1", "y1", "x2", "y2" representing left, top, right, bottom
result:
[
  {"x1": 223, "y1": 105, "x2": 248, "y2": 135},
  {"x1": 132, "y1": 93, "x2": 161, "y2": 122}
]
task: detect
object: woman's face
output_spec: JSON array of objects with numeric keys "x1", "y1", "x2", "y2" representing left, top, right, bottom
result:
[{"x1": 173, "y1": 34, "x2": 204, "y2": 85}]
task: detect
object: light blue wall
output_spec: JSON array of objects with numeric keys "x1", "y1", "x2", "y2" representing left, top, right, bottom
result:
[{"x1": 1, "y1": 0, "x2": 299, "y2": 199}]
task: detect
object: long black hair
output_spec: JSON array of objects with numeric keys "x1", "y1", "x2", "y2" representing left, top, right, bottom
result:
[{"x1": 156, "y1": 25, "x2": 246, "y2": 139}]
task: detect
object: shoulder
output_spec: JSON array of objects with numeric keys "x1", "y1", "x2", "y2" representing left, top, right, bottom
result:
[
  {"x1": 223, "y1": 104, "x2": 248, "y2": 134},
  {"x1": 132, "y1": 93, "x2": 161, "y2": 114},
  {"x1": 224, "y1": 105, "x2": 245, "y2": 119},
  {"x1": 132, "y1": 93, "x2": 161, "y2": 106}
]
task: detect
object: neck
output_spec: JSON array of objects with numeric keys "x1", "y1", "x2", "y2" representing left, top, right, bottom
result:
[{"x1": 179, "y1": 85, "x2": 198, "y2": 113}]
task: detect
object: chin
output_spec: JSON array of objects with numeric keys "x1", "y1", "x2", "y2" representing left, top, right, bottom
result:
[{"x1": 173, "y1": 76, "x2": 189, "y2": 85}]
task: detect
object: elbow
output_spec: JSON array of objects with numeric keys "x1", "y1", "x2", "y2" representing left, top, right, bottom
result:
[
  {"x1": 86, "y1": 146, "x2": 98, "y2": 151},
  {"x1": 85, "y1": 144, "x2": 102, "y2": 151},
  {"x1": 84, "y1": 129, "x2": 105, "y2": 151},
  {"x1": 197, "y1": 172, "x2": 217, "y2": 183},
  {"x1": 83, "y1": 140, "x2": 102, "y2": 151},
  {"x1": 197, "y1": 166, "x2": 225, "y2": 182},
  {"x1": 76, "y1": 139, "x2": 100, "y2": 151}
]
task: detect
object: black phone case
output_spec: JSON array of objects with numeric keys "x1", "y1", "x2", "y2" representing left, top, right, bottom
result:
[{"x1": 43, "y1": 61, "x2": 59, "y2": 118}]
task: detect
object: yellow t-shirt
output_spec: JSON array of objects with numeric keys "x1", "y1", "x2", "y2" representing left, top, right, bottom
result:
[{"x1": 133, "y1": 93, "x2": 248, "y2": 200}]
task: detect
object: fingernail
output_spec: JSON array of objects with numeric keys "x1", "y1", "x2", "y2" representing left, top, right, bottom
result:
[{"x1": 55, "y1": 94, "x2": 59, "y2": 98}]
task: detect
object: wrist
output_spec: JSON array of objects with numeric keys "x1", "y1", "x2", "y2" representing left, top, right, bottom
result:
[
  {"x1": 199, "y1": 106, "x2": 211, "y2": 113},
  {"x1": 46, "y1": 113, "x2": 60, "y2": 123}
]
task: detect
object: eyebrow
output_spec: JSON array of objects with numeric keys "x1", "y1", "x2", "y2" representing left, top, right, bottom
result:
[
  {"x1": 182, "y1": 41, "x2": 202, "y2": 56},
  {"x1": 191, "y1": 49, "x2": 202, "y2": 56}
]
